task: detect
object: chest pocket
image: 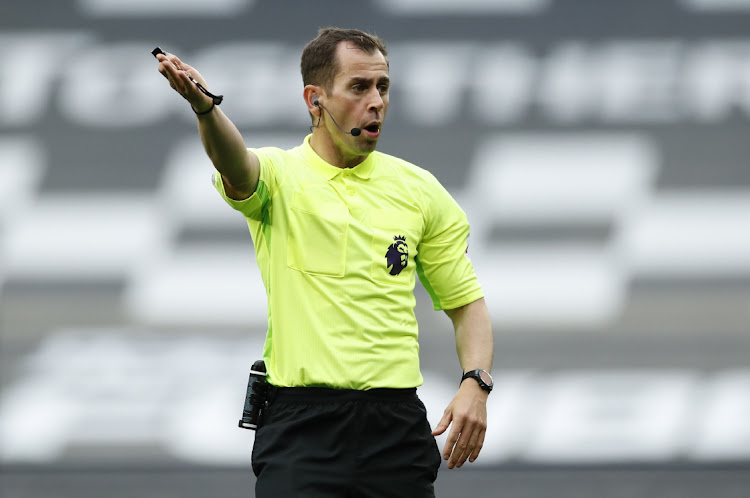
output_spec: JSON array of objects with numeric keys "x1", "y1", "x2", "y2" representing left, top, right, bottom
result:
[
  {"x1": 370, "y1": 210, "x2": 423, "y2": 286},
  {"x1": 287, "y1": 192, "x2": 349, "y2": 277}
]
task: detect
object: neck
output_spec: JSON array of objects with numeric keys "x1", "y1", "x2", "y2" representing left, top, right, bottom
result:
[{"x1": 310, "y1": 130, "x2": 369, "y2": 169}]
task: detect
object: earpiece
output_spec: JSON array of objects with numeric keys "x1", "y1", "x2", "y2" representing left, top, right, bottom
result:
[{"x1": 312, "y1": 94, "x2": 320, "y2": 106}]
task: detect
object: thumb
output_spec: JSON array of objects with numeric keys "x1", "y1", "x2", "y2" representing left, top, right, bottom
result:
[{"x1": 431, "y1": 409, "x2": 453, "y2": 436}]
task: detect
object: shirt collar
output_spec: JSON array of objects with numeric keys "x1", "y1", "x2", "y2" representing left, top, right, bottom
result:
[{"x1": 301, "y1": 134, "x2": 375, "y2": 180}]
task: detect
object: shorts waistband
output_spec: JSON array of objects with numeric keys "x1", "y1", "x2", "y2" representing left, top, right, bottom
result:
[{"x1": 270, "y1": 386, "x2": 418, "y2": 403}]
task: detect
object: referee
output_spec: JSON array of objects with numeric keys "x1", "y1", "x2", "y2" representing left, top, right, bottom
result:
[{"x1": 155, "y1": 27, "x2": 494, "y2": 498}]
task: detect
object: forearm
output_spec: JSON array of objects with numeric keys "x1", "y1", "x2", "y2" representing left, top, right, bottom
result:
[
  {"x1": 197, "y1": 107, "x2": 256, "y2": 194},
  {"x1": 154, "y1": 51, "x2": 257, "y2": 197},
  {"x1": 448, "y1": 298, "x2": 494, "y2": 373},
  {"x1": 436, "y1": 297, "x2": 494, "y2": 468}
]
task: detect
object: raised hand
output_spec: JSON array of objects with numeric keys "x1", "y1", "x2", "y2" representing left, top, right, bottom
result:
[{"x1": 153, "y1": 48, "x2": 214, "y2": 114}]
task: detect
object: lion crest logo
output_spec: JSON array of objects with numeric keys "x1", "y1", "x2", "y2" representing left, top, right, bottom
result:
[{"x1": 385, "y1": 235, "x2": 408, "y2": 276}]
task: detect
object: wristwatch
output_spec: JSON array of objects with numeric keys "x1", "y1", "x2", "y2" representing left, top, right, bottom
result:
[{"x1": 461, "y1": 369, "x2": 494, "y2": 393}]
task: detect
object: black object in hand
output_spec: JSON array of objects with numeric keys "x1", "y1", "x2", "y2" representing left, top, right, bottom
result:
[{"x1": 151, "y1": 46, "x2": 223, "y2": 107}]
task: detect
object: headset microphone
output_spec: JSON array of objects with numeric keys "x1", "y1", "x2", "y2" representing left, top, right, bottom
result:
[{"x1": 313, "y1": 96, "x2": 362, "y2": 137}]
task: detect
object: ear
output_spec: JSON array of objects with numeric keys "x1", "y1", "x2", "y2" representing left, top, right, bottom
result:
[{"x1": 304, "y1": 85, "x2": 321, "y2": 114}]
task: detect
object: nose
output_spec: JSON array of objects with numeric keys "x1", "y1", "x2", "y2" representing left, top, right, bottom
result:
[{"x1": 368, "y1": 88, "x2": 385, "y2": 112}]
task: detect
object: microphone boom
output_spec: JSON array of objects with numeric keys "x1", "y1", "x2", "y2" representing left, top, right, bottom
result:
[{"x1": 315, "y1": 100, "x2": 362, "y2": 136}]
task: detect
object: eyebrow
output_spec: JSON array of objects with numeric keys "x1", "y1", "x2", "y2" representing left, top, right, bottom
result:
[{"x1": 349, "y1": 76, "x2": 390, "y2": 86}]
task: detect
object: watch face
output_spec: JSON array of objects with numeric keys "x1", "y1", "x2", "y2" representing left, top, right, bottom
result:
[{"x1": 479, "y1": 370, "x2": 493, "y2": 386}]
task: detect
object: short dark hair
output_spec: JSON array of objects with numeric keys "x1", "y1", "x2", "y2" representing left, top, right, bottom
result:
[{"x1": 300, "y1": 27, "x2": 388, "y2": 92}]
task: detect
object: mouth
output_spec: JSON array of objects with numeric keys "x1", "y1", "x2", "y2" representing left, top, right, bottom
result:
[{"x1": 361, "y1": 122, "x2": 381, "y2": 138}]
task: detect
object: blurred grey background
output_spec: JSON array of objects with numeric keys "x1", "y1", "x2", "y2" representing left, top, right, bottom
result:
[{"x1": 1, "y1": 0, "x2": 749, "y2": 496}]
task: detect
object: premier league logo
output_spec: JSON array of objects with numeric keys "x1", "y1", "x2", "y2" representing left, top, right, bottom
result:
[{"x1": 385, "y1": 235, "x2": 408, "y2": 276}]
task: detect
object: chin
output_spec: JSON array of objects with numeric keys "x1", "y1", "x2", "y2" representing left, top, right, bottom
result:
[{"x1": 357, "y1": 139, "x2": 378, "y2": 151}]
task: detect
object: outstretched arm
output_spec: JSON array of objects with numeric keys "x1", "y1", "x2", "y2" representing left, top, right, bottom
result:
[
  {"x1": 155, "y1": 51, "x2": 259, "y2": 200},
  {"x1": 432, "y1": 297, "x2": 494, "y2": 469}
]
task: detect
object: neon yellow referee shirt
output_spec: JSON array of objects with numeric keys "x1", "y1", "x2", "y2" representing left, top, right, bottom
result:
[{"x1": 214, "y1": 135, "x2": 483, "y2": 389}]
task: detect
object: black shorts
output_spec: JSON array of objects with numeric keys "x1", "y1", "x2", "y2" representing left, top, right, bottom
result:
[{"x1": 252, "y1": 387, "x2": 441, "y2": 498}]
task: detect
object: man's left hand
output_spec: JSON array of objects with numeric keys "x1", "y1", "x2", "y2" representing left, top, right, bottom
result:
[{"x1": 431, "y1": 380, "x2": 488, "y2": 469}]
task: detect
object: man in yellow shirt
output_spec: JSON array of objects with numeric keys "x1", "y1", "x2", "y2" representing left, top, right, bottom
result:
[{"x1": 155, "y1": 27, "x2": 494, "y2": 497}]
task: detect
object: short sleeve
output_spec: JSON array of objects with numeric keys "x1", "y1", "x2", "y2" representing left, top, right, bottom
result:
[
  {"x1": 415, "y1": 178, "x2": 484, "y2": 310},
  {"x1": 213, "y1": 147, "x2": 275, "y2": 220}
]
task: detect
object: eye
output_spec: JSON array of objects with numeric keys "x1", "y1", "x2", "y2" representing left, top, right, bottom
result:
[{"x1": 378, "y1": 84, "x2": 389, "y2": 94}]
